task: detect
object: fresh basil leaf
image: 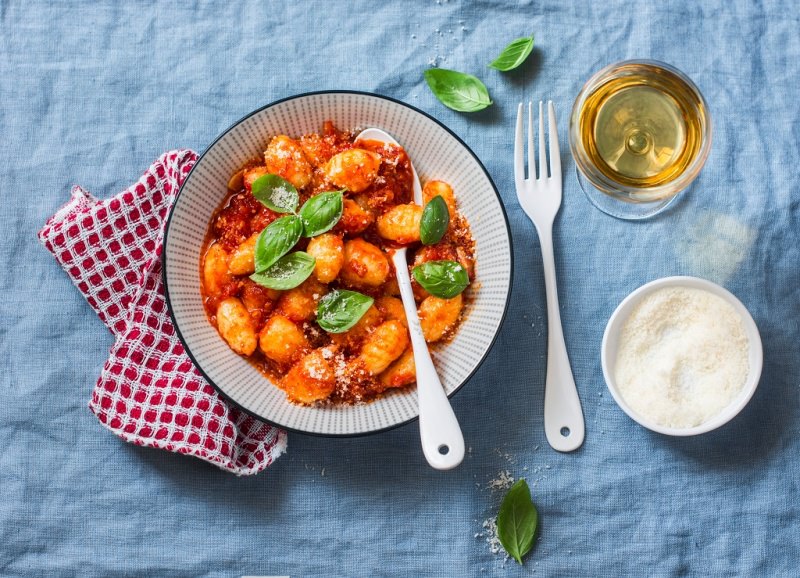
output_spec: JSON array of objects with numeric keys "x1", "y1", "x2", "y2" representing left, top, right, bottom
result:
[
  {"x1": 253, "y1": 215, "x2": 303, "y2": 273},
  {"x1": 251, "y1": 174, "x2": 299, "y2": 214},
  {"x1": 300, "y1": 190, "x2": 344, "y2": 237},
  {"x1": 316, "y1": 289, "x2": 374, "y2": 334},
  {"x1": 424, "y1": 68, "x2": 492, "y2": 112},
  {"x1": 420, "y1": 195, "x2": 450, "y2": 245},
  {"x1": 497, "y1": 479, "x2": 538, "y2": 565},
  {"x1": 489, "y1": 35, "x2": 535, "y2": 71},
  {"x1": 412, "y1": 260, "x2": 469, "y2": 298},
  {"x1": 249, "y1": 251, "x2": 315, "y2": 290}
]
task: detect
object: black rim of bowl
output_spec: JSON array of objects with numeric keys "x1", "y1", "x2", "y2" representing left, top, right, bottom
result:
[{"x1": 162, "y1": 90, "x2": 514, "y2": 437}]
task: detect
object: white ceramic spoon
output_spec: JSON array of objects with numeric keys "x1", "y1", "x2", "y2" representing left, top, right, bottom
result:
[{"x1": 356, "y1": 128, "x2": 465, "y2": 470}]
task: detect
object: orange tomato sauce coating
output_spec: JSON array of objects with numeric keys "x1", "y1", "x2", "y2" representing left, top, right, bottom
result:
[{"x1": 200, "y1": 122, "x2": 475, "y2": 405}]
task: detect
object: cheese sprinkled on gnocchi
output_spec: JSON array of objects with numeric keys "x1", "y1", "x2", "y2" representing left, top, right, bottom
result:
[{"x1": 201, "y1": 122, "x2": 475, "y2": 405}]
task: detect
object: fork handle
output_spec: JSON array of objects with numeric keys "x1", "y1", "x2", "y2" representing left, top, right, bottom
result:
[{"x1": 537, "y1": 224, "x2": 585, "y2": 452}]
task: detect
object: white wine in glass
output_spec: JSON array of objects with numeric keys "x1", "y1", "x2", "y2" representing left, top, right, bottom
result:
[{"x1": 569, "y1": 60, "x2": 711, "y2": 219}]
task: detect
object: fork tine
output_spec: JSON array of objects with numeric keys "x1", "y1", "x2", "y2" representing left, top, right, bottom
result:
[
  {"x1": 538, "y1": 101, "x2": 547, "y2": 180},
  {"x1": 527, "y1": 101, "x2": 536, "y2": 180},
  {"x1": 514, "y1": 103, "x2": 525, "y2": 189},
  {"x1": 548, "y1": 101, "x2": 561, "y2": 181}
]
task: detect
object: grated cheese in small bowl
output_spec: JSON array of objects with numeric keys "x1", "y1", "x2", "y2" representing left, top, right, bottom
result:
[{"x1": 601, "y1": 276, "x2": 763, "y2": 436}]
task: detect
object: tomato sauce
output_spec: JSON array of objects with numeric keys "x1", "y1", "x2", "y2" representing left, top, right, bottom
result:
[{"x1": 200, "y1": 122, "x2": 475, "y2": 405}]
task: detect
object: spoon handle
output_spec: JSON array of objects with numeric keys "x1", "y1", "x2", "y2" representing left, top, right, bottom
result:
[
  {"x1": 393, "y1": 249, "x2": 465, "y2": 470},
  {"x1": 356, "y1": 127, "x2": 464, "y2": 469}
]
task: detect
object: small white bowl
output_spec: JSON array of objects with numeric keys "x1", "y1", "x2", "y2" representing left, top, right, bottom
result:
[{"x1": 601, "y1": 276, "x2": 763, "y2": 436}]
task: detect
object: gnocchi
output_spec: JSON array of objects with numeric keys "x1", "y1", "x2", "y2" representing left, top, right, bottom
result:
[
  {"x1": 216, "y1": 297, "x2": 257, "y2": 356},
  {"x1": 323, "y1": 148, "x2": 381, "y2": 192},
  {"x1": 259, "y1": 315, "x2": 309, "y2": 365},
  {"x1": 282, "y1": 349, "x2": 336, "y2": 404},
  {"x1": 203, "y1": 243, "x2": 232, "y2": 296},
  {"x1": 306, "y1": 233, "x2": 344, "y2": 283},
  {"x1": 379, "y1": 347, "x2": 416, "y2": 389},
  {"x1": 358, "y1": 320, "x2": 409, "y2": 375},
  {"x1": 201, "y1": 122, "x2": 475, "y2": 405},
  {"x1": 228, "y1": 233, "x2": 259, "y2": 275},
  {"x1": 422, "y1": 180, "x2": 457, "y2": 216},
  {"x1": 264, "y1": 135, "x2": 313, "y2": 190},
  {"x1": 419, "y1": 294, "x2": 463, "y2": 343},
  {"x1": 376, "y1": 204, "x2": 423, "y2": 244},
  {"x1": 243, "y1": 165, "x2": 270, "y2": 191},
  {"x1": 335, "y1": 198, "x2": 374, "y2": 236},
  {"x1": 375, "y1": 296, "x2": 407, "y2": 328},
  {"x1": 277, "y1": 278, "x2": 327, "y2": 322},
  {"x1": 340, "y1": 238, "x2": 390, "y2": 288}
]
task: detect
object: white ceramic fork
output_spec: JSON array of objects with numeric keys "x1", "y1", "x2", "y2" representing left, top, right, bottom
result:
[{"x1": 514, "y1": 101, "x2": 585, "y2": 452}]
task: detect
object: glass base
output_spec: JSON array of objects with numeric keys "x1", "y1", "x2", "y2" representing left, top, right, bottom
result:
[{"x1": 575, "y1": 167, "x2": 682, "y2": 220}]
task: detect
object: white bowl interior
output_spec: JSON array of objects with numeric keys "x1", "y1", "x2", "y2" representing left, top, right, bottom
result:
[
  {"x1": 164, "y1": 92, "x2": 512, "y2": 435},
  {"x1": 601, "y1": 276, "x2": 763, "y2": 436}
]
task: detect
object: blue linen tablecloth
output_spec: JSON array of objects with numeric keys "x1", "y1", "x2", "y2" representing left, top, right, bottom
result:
[{"x1": 2, "y1": 1, "x2": 799, "y2": 576}]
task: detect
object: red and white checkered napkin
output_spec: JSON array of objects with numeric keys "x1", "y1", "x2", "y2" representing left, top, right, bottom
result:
[{"x1": 38, "y1": 150, "x2": 287, "y2": 476}]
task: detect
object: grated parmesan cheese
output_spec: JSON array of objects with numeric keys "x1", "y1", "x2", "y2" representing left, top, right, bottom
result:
[
  {"x1": 486, "y1": 470, "x2": 514, "y2": 492},
  {"x1": 614, "y1": 286, "x2": 750, "y2": 428},
  {"x1": 306, "y1": 358, "x2": 325, "y2": 380},
  {"x1": 270, "y1": 185, "x2": 295, "y2": 208},
  {"x1": 479, "y1": 517, "x2": 506, "y2": 559}
]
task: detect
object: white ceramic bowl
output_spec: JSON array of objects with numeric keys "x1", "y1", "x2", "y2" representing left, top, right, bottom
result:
[
  {"x1": 163, "y1": 91, "x2": 513, "y2": 436},
  {"x1": 601, "y1": 276, "x2": 763, "y2": 436}
]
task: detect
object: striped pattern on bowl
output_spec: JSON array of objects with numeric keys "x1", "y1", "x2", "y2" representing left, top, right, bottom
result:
[{"x1": 163, "y1": 91, "x2": 512, "y2": 435}]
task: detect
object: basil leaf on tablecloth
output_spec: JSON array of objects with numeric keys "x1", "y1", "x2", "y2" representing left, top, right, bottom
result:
[
  {"x1": 412, "y1": 260, "x2": 469, "y2": 298},
  {"x1": 420, "y1": 195, "x2": 450, "y2": 245},
  {"x1": 253, "y1": 215, "x2": 303, "y2": 273},
  {"x1": 497, "y1": 479, "x2": 538, "y2": 565},
  {"x1": 316, "y1": 289, "x2": 374, "y2": 334},
  {"x1": 250, "y1": 251, "x2": 315, "y2": 290},
  {"x1": 300, "y1": 190, "x2": 344, "y2": 237},
  {"x1": 424, "y1": 68, "x2": 492, "y2": 112},
  {"x1": 251, "y1": 174, "x2": 299, "y2": 213},
  {"x1": 489, "y1": 35, "x2": 535, "y2": 71}
]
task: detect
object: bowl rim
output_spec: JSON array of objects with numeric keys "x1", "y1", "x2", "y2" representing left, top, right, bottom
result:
[
  {"x1": 601, "y1": 275, "x2": 763, "y2": 436},
  {"x1": 162, "y1": 90, "x2": 514, "y2": 437}
]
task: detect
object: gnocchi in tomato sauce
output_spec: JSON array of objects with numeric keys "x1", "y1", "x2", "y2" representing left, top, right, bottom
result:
[{"x1": 201, "y1": 121, "x2": 475, "y2": 405}]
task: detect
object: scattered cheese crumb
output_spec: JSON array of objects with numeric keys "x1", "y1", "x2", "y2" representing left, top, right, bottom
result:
[
  {"x1": 493, "y1": 447, "x2": 516, "y2": 464},
  {"x1": 480, "y1": 517, "x2": 507, "y2": 559},
  {"x1": 487, "y1": 470, "x2": 515, "y2": 492}
]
